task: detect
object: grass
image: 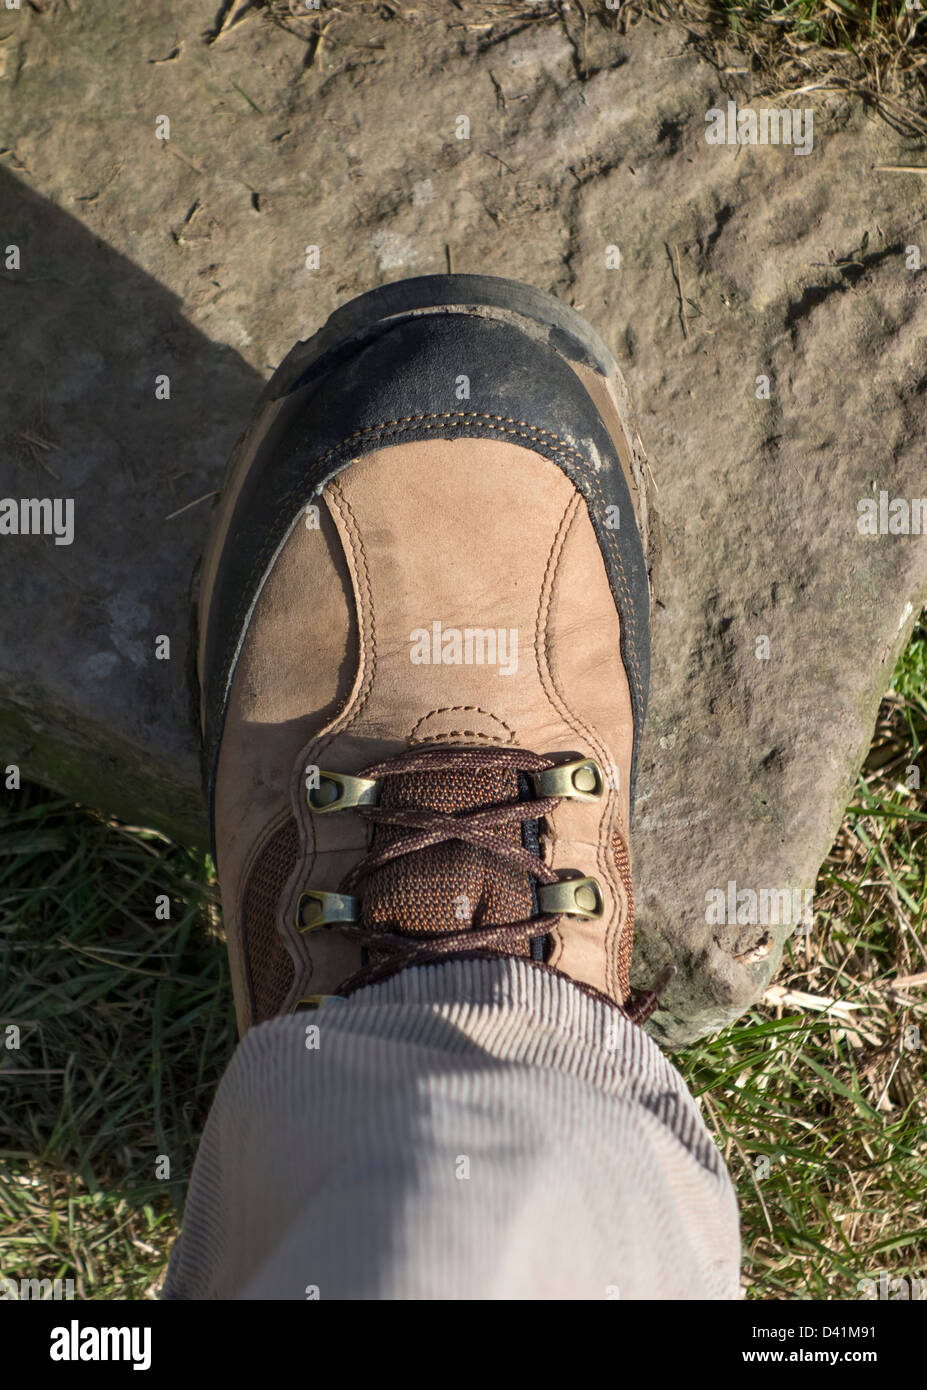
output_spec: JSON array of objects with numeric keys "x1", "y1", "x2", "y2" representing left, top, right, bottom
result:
[
  {"x1": 645, "y1": 0, "x2": 927, "y2": 138},
  {"x1": 0, "y1": 614, "x2": 924, "y2": 1299},
  {"x1": 0, "y1": 808, "x2": 228, "y2": 1299},
  {"x1": 633, "y1": 0, "x2": 927, "y2": 139}
]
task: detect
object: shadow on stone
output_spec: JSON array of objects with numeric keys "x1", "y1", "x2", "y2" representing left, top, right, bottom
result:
[{"x1": 0, "y1": 169, "x2": 263, "y2": 843}]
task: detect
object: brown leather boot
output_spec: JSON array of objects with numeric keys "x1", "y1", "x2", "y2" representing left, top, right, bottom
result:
[{"x1": 195, "y1": 275, "x2": 663, "y2": 1034}]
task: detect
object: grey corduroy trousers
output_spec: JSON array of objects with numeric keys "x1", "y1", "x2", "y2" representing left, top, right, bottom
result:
[{"x1": 163, "y1": 958, "x2": 740, "y2": 1300}]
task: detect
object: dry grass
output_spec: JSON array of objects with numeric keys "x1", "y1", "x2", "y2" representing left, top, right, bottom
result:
[{"x1": 641, "y1": 0, "x2": 927, "y2": 138}]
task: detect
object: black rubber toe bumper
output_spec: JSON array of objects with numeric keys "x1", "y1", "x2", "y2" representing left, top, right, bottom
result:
[{"x1": 201, "y1": 276, "x2": 651, "y2": 837}]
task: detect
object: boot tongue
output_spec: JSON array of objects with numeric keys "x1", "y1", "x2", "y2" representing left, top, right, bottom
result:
[{"x1": 361, "y1": 763, "x2": 535, "y2": 938}]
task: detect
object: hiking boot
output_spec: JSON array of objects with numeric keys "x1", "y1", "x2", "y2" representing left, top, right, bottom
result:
[{"x1": 195, "y1": 274, "x2": 662, "y2": 1034}]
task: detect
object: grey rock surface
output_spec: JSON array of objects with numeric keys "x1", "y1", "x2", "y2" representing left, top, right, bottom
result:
[{"x1": 1, "y1": 1, "x2": 925, "y2": 1042}]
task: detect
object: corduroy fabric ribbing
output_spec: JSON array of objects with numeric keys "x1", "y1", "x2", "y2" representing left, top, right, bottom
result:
[{"x1": 162, "y1": 958, "x2": 740, "y2": 1300}]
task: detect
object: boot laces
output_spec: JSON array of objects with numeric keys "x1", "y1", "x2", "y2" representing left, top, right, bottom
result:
[{"x1": 323, "y1": 745, "x2": 671, "y2": 1023}]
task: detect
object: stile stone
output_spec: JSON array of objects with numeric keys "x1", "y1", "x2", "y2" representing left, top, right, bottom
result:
[{"x1": 1, "y1": 3, "x2": 925, "y2": 1042}]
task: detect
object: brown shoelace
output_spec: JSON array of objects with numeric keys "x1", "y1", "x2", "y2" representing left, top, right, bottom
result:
[{"x1": 325, "y1": 745, "x2": 672, "y2": 1025}]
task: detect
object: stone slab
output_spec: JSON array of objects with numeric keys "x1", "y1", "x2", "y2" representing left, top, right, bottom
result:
[{"x1": 2, "y1": 1, "x2": 925, "y2": 1042}]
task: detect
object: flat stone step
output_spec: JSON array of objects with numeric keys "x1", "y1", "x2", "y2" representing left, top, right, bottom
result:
[{"x1": 1, "y1": 3, "x2": 925, "y2": 1043}]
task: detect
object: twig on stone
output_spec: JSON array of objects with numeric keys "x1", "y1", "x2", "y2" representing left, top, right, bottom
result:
[
  {"x1": 297, "y1": 19, "x2": 334, "y2": 78},
  {"x1": 165, "y1": 490, "x2": 218, "y2": 521},
  {"x1": 12, "y1": 431, "x2": 60, "y2": 480},
  {"x1": 667, "y1": 241, "x2": 689, "y2": 340},
  {"x1": 166, "y1": 144, "x2": 206, "y2": 176}
]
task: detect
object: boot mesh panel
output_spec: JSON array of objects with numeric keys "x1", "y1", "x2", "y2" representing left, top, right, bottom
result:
[
  {"x1": 362, "y1": 766, "x2": 534, "y2": 945},
  {"x1": 237, "y1": 788, "x2": 634, "y2": 1013},
  {"x1": 241, "y1": 817, "x2": 299, "y2": 1024}
]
